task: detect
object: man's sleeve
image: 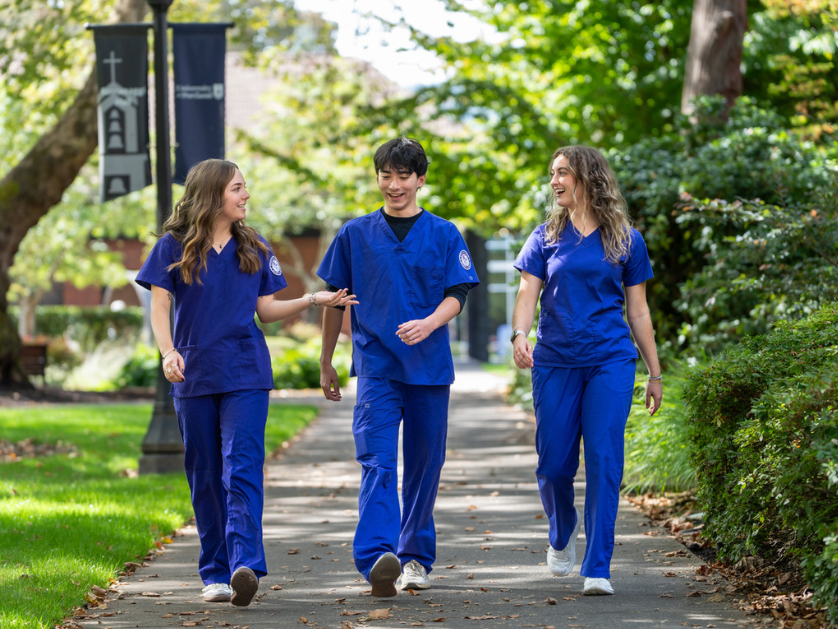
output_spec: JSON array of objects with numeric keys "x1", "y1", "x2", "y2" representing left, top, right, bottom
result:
[
  {"x1": 317, "y1": 226, "x2": 352, "y2": 291},
  {"x1": 444, "y1": 226, "x2": 479, "y2": 290}
]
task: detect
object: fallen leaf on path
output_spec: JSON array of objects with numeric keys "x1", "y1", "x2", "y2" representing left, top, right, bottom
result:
[
  {"x1": 369, "y1": 608, "x2": 390, "y2": 620},
  {"x1": 466, "y1": 615, "x2": 498, "y2": 620},
  {"x1": 340, "y1": 610, "x2": 363, "y2": 616},
  {"x1": 288, "y1": 549, "x2": 300, "y2": 555},
  {"x1": 299, "y1": 617, "x2": 308, "y2": 624},
  {"x1": 686, "y1": 591, "x2": 702, "y2": 597},
  {"x1": 432, "y1": 618, "x2": 445, "y2": 623},
  {"x1": 660, "y1": 594, "x2": 674, "y2": 598},
  {"x1": 445, "y1": 564, "x2": 456, "y2": 569},
  {"x1": 271, "y1": 585, "x2": 282, "y2": 590},
  {"x1": 141, "y1": 592, "x2": 161, "y2": 597},
  {"x1": 161, "y1": 614, "x2": 173, "y2": 618},
  {"x1": 535, "y1": 514, "x2": 543, "y2": 519},
  {"x1": 479, "y1": 545, "x2": 492, "y2": 551},
  {"x1": 467, "y1": 573, "x2": 474, "y2": 580},
  {"x1": 546, "y1": 597, "x2": 557, "y2": 605},
  {"x1": 707, "y1": 594, "x2": 725, "y2": 602},
  {"x1": 663, "y1": 572, "x2": 677, "y2": 577},
  {"x1": 563, "y1": 596, "x2": 577, "y2": 601},
  {"x1": 467, "y1": 505, "x2": 478, "y2": 511},
  {"x1": 465, "y1": 526, "x2": 475, "y2": 532}
]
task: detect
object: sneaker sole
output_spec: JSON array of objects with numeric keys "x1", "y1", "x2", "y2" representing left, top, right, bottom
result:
[
  {"x1": 230, "y1": 567, "x2": 259, "y2": 607},
  {"x1": 399, "y1": 580, "x2": 430, "y2": 590},
  {"x1": 203, "y1": 592, "x2": 232, "y2": 603},
  {"x1": 583, "y1": 587, "x2": 614, "y2": 596},
  {"x1": 369, "y1": 553, "x2": 401, "y2": 598}
]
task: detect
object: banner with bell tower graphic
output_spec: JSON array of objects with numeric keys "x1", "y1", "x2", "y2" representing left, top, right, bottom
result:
[{"x1": 93, "y1": 26, "x2": 153, "y2": 203}]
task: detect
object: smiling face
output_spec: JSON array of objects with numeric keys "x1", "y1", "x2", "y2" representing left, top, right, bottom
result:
[
  {"x1": 550, "y1": 154, "x2": 586, "y2": 211},
  {"x1": 377, "y1": 165, "x2": 426, "y2": 216},
  {"x1": 221, "y1": 168, "x2": 249, "y2": 224}
]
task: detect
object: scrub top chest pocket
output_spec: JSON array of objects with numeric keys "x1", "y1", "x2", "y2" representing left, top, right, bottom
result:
[{"x1": 409, "y1": 264, "x2": 444, "y2": 310}]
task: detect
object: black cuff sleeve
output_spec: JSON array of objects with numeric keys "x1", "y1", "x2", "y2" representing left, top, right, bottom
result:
[
  {"x1": 325, "y1": 283, "x2": 346, "y2": 311},
  {"x1": 444, "y1": 283, "x2": 469, "y2": 313}
]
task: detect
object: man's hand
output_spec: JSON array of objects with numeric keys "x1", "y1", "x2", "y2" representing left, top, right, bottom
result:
[
  {"x1": 396, "y1": 318, "x2": 436, "y2": 345},
  {"x1": 320, "y1": 363, "x2": 342, "y2": 401}
]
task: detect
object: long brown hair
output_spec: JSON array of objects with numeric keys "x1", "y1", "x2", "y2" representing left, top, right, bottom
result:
[
  {"x1": 545, "y1": 145, "x2": 632, "y2": 263},
  {"x1": 162, "y1": 159, "x2": 269, "y2": 285}
]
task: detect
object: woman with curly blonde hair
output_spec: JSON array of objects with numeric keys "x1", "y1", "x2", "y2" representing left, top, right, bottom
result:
[
  {"x1": 511, "y1": 145, "x2": 662, "y2": 596},
  {"x1": 136, "y1": 159, "x2": 355, "y2": 607}
]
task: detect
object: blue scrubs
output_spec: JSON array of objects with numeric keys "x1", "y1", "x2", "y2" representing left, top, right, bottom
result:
[
  {"x1": 515, "y1": 223, "x2": 653, "y2": 578},
  {"x1": 136, "y1": 233, "x2": 287, "y2": 584},
  {"x1": 317, "y1": 209, "x2": 478, "y2": 580}
]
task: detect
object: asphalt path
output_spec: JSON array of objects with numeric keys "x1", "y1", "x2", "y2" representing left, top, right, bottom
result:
[{"x1": 77, "y1": 363, "x2": 756, "y2": 629}]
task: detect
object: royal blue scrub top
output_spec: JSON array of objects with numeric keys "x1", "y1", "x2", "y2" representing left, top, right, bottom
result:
[
  {"x1": 135, "y1": 233, "x2": 287, "y2": 397},
  {"x1": 317, "y1": 209, "x2": 479, "y2": 386},
  {"x1": 514, "y1": 223, "x2": 653, "y2": 368}
]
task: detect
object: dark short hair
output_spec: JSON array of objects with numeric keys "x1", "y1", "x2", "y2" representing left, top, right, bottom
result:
[{"x1": 373, "y1": 137, "x2": 428, "y2": 176}]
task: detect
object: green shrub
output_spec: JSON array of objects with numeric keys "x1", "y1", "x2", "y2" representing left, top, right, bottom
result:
[
  {"x1": 624, "y1": 361, "x2": 696, "y2": 493},
  {"x1": 113, "y1": 343, "x2": 159, "y2": 389},
  {"x1": 684, "y1": 302, "x2": 838, "y2": 622},
  {"x1": 14, "y1": 305, "x2": 145, "y2": 351},
  {"x1": 271, "y1": 337, "x2": 350, "y2": 390}
]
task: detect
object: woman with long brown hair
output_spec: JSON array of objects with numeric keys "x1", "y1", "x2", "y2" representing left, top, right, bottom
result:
[
  {"x1": 511, "y1": 146, "x2": 662, "y2": 596},
  {"x1": 136, "y1": 159, "x2": 355, "y2": 606}
]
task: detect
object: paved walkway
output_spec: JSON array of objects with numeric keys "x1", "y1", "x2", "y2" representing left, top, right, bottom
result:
[{"x1": 79, "y1": 363, "x2": 752, "y2": 629}]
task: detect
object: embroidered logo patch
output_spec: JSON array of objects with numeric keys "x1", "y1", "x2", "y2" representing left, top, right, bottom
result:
[
  {"x1": 459, "y1": 250, "x2": 472, "y2": 270},
  {"x1": 269, "y1": 256, "x2": 282, "y2": 276}
]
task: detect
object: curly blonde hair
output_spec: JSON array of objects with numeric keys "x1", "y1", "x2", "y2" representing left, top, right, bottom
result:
[
  {"x1": 545, "y1": 145, "x2": 632, "y2": 263},
  {"x1": 161, "y1": 159, "x2": 269, "y2": 285}
]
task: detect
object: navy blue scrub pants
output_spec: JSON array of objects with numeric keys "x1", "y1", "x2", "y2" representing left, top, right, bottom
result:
[
  {"x1": 352, "y1": 377, "x2": 450, "y2": 582},
  {"x1": 531, "y1": 360, "x2": 635, "y2": 579},
  {"x1": 173, "y1": 389, "x2": 269, "y2": 585}
]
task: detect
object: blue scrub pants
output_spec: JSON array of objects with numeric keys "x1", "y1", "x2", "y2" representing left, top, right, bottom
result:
[
  {"x1": 531, "y1": 360, "x2": 635, "y2": 578},
  {"x1": 173, "y1": 389, "x2": 269, "y2": 585},
  {"x1": 352, "y1": 377, "x2": 450, "y2": 582}
]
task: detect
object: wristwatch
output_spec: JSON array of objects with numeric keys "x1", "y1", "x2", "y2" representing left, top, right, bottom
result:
[{"x1": 510, "y1": 328, "x2": 528, "y2": 343}]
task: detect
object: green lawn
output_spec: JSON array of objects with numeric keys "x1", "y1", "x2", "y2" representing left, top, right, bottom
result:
[{"x1": 0, "y1": 402, "x2": 317, "y2": 629}]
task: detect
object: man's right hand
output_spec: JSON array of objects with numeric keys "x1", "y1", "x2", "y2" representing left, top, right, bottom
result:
[{"x1": 320, "y1": 363, "x2": 342, "y2": 401}]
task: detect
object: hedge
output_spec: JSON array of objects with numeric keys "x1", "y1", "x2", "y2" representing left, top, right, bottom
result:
[{"x1": 684, "y1": 302, "x2": 838, "y2": 621}]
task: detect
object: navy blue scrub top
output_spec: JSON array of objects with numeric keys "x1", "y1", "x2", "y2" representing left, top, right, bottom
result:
[
  {"x1": 317, "y1": 208, "x2": 479, "y2": 386},
  {"x1": 135, "y1": 233, "x2": 287, "y2": 397},
  {"x1": 514, "y1": 223, "x2": 653, "y2": 368}
]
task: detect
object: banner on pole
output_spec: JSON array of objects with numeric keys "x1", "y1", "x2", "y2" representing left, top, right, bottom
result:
[
  {"x1": 172, "y1": 24, "x2": 227, "y2": 185},
  {"x1": 93, "y1": 26, "x2": 152, "y2": 203}
]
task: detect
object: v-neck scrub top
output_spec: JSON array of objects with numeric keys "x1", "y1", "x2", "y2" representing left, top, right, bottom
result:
[
  {"x1": 317, "y1": 209, "x2": 479, "y2": 386},
  {"x1": 514, "y1": 223, "x2": 653, "y2": 368},
  {"x1": 135, "y1": 233, "x2": 288, "y2": 397}
]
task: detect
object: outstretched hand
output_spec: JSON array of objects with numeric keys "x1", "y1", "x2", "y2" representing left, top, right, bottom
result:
[{"x1": 313, "y1": 288, "x2": 358, "y2": 308}]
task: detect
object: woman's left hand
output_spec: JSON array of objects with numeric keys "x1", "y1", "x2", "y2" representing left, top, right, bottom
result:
[
  {"x1": 314, "y1": 288, "x2": 358, "y2": 308},
  {"x1": 646, "y1": 380, "x2": 663, "y2": 416}
]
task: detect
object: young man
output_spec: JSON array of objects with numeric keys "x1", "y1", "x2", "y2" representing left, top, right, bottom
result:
[{"x1": 318, "y1": 137, "x2": 478, "y2": 597}]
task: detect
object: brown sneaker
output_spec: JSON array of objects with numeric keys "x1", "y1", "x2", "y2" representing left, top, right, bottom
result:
[
  {"x1": 230, "y1": 566, "x2": 259, "y2": 607},
  {"x1": 369, "y1": 552, "x2": 401, "y2": 598}
]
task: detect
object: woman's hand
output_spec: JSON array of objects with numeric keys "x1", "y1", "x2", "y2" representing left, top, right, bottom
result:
[
  {"x1": 312, "y1": 288, "x2": 358, "y2": 308},
  {"x1": 646, "y1": 379, "x2": 662, "y2": 416},
  {"x1": 163, "y1": 350, "x2": 185, "y2": 383},
  {"x1": 512, "y1": 335, "x2": 534, "y2": 369}
]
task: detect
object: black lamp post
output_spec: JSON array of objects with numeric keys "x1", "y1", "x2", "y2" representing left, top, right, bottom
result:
[{"x1": 138, "y1": 0, "x2": 183, "y2": 475}]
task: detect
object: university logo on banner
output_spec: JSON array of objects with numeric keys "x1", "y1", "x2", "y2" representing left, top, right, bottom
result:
[
  {"x1": 93, "y1": 26, "x2": 152, "y2": 202},
  {"x1": 172, "y1": 24, "x2": 228, "y2": 185}
]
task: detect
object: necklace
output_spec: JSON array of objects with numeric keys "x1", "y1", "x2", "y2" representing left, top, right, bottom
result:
[{"x1": 213, "y1": 235, "x2": 232, "y2": 252}]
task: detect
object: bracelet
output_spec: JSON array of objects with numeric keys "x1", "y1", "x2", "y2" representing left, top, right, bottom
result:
[
  {"x1": 647, "y1": 375, "x2": 662, "y2": 382},
  {"x1": 161, "y1": 348, "x2": 178, "y2": 360},
  {"x1": 309, "y1": 293, "x2": 318, "y2": 307}
]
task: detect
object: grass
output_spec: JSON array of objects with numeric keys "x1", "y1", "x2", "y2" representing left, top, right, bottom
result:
[
  {"x1": 623, "y1": 362, "x2": 697, "y2": 494},
  {"x1": 0, "y1": 402, "x2": 317, "y2": 629}
]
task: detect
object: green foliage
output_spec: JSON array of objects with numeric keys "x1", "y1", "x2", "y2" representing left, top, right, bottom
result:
[
  {"x1": 624, "y1": 362, "x2": 696, "y2": 493},
  {"x1": 113, "y1": 343, "x2": 159, "y2": 389},
  {"x1": 272, "y1": 337, "x2": 350, "y2": 390},
  {"x1": 22, "y1": 305, "x2": 144, "y2": 352},
  {"x1": 683, "y1": 302, "x2": 838, "y2": 622},
  {"x1": 0, "y1": 402, "x2": 316, "y2": 628},
  {"x1": 610, "y1": 96, "x2": 837, "y2": 349}
]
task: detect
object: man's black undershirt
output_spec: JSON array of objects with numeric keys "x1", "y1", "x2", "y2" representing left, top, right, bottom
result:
[{"x1": 326, "y1": 209, "x2": 470, "y2": 311}]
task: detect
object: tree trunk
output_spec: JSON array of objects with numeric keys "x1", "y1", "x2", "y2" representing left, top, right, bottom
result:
[
  {"x1": 0, "y1": 0, "x2": 148, "y2": 386},
  {"x1": 681, "y1": 0, "x2": 747, "y2": 117}
]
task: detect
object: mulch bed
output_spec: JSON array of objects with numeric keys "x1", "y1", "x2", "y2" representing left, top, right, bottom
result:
[{"x1": 627, "y1": 491, "x2": 829, "y2": 629}]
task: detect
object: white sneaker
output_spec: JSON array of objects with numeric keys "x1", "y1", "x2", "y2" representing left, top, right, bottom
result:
[
  {"x1": 397, "y1": 560, "x2": 431, "y2": 590},
  {"x1": 547, "y1": 507, "x2": 582, "y2": 576},
  {"x1": 202, "y1": 582, "x2": 232, "y2": 602},
  {"x1": 583, "y1": 577, "x2": 614, "y2": 595}
]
